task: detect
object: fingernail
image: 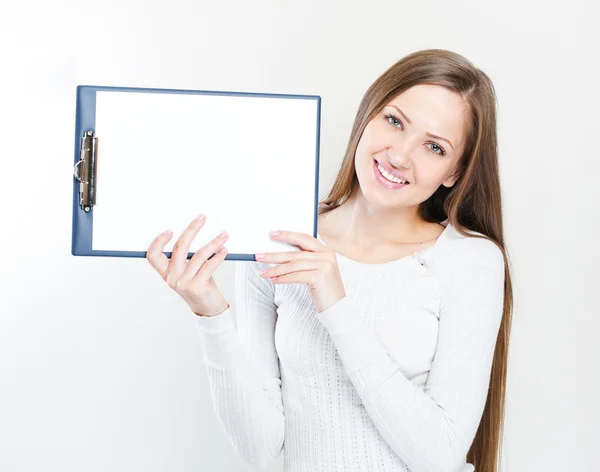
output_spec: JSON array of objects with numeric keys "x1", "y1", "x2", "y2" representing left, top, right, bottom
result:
[
  {"x1": 218, "y1": 231, "x2": 228, "y2": 238},
  {"x1": 195, "y1": 214, "x2": 206, "y2": 222},
  {"x1": 255, "y1": 253, "x2": 265, "y2": 260},
  {"x1": 269, "y1": 231, "x2": 280, "y2": 237},
  {"x1": 163, "y1": 229, "x2": 172, "y2": 236}
]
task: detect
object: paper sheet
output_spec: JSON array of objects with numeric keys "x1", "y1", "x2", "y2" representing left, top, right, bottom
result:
[{"x1": 91, "y1": 90, "x2": 319, "y2": 255}]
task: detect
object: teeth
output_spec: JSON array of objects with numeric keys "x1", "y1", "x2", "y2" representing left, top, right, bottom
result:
[{"x1": 377, "y1": 163, "x2": 407, "y2": 184}]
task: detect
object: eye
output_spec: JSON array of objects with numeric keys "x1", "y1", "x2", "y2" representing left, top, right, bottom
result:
[
  {"x1": 426, "y1": 143, "x2": 447, "y2": 156},
  {"x1": 383, "y1": 112, "x2": 447, "y2": 156},
  {"x1": 384, "y1": 113, "x2": 403, "y2": 129}
]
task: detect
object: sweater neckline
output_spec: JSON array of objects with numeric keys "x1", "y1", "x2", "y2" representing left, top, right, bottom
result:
[{"x1": 317, "y1": 220, "x2": 451, "y2": 268}]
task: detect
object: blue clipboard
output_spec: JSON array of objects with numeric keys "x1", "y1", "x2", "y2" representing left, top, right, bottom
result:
[{"x1": 71, "y1": 85, "x2": 322, "y2": 260}]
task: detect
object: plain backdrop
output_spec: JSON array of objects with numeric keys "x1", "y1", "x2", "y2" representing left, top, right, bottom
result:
[{"x1": 1, "y1": 0, "x2": 597, "y2": 471}]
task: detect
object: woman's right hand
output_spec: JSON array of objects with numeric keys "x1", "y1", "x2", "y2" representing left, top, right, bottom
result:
[{"x1": 146, "y1": 214, "x2": 231, "y2": 317}]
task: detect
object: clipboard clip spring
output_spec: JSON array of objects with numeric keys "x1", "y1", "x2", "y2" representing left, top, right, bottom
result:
[{"x1": 73, "y1": 129, "x2": 98, "y2": 213}]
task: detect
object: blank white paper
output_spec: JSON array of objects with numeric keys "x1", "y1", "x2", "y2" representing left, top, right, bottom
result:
[{"x1": 91, "y1": 90, "x2": 319, "y2": 255}]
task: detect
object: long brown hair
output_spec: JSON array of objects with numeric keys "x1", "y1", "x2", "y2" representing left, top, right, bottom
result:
[{"x1": 319, "y1": 49, "x2": 513, "y2": 472}]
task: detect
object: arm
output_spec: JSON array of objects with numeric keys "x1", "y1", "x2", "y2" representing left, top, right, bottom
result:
[
  {"x1": 316, "y1": 239, "x2": 505, "y2": 472},
  {"x1": 194, "y1": 260, "x2": 284, "y2": 468}
]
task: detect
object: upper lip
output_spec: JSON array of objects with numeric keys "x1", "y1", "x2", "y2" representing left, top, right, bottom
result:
[{"x1": 375, "y1": 159, "x2": 410, "y2": 183}]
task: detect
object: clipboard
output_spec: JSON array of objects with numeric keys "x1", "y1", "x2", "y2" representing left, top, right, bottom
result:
[{"x1": 71, "y1": 85, "x2": 322, "y2": 261}]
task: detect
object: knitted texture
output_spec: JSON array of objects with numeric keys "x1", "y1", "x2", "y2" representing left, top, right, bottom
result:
[{"x1": 195, "y1": 222, "x2": 505, "y2": 472}]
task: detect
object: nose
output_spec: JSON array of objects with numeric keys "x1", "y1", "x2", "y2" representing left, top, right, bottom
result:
[{"x1": 386, "y1": 147, "x2": 413, "y2": 170}]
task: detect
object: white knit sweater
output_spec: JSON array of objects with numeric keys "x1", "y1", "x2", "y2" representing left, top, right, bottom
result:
[{"x1": 194, "y1": 220, "x2": 505, "y2": 472}]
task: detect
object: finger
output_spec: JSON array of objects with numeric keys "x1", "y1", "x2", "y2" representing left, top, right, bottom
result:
[
  {"x1": 180, "y1": 230, "x2": 229, "y2": 283},
  {"x1": 260, "y1": 259, "x2": 325, "y2": 279},
  {"x1": 169, "y1": 214, "x2": 207, "y2": 278},
  {"x1": 146, "y1": 229, "x2": 174, "y2": 278},
  {"x1": 269, "y1": 269, "x2": 317, "y2": 285},
  {"x1": 191, "y1": 245, "x2": 229, "y2": 285},
  {"x1": 270, "y1": 230, "x2": 328, "y2": 252},
  {"x1": 255, "y1": 250, "x2": 320, "y2": 263}
]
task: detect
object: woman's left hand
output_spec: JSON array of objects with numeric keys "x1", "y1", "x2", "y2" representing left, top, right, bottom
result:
[{"x1": 255, "y1": 230, "x2": 346, "y2": 313}]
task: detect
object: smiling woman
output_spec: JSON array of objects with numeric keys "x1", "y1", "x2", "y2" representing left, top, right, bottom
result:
[
  {"x1": 352, "y1": 83, "x2": 469, "y2": 215},
  {"x1": 188, "y1": 49, "x2": 514, "y2": 472}
]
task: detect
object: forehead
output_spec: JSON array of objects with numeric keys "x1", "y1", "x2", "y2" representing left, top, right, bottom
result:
[{"x1": 386, "y1": 84, "x2": 468, "y2": 149}]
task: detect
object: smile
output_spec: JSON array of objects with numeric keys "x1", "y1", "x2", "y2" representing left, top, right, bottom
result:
[{"x1": 372, "y1": 160, "x2": 410, "y2": 189}]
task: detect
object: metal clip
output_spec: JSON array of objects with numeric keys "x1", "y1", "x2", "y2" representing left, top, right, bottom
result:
[{"x1": 73, "y1": 129, "x2": 98, "y2": 212}]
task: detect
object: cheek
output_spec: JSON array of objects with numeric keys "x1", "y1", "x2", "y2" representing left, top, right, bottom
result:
[
  {"x1": 355, "y1": 135, "x2": 370, "y2": 158},
  {"x1": 417, "y1": 165, "x2": 453, "y2": 189},
  {"x1": 355, "y1": 122, "x2": 384, "y2": 156}
]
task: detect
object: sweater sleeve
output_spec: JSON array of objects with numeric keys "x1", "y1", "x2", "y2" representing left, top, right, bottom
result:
[
  {"x1": 315, "y1": 239, "x2": 506, "y2": 472},
  {"x1": 193, "y1": 260, "x2": 284, "y2": 469}
]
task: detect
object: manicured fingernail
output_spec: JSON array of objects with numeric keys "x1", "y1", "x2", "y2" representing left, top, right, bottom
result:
[
  {"x1": 195, "y1": 214, "x2": 206, "y2": 222},
  {"x1": 163, "y1": 229, "x2": 172, "y2": 236},
  {"x1": 269, "y1": 231, "x2": 280, "y2": 237},
  {"x1": 255, "y1": 253, "x2": 265, "y2": 260}
]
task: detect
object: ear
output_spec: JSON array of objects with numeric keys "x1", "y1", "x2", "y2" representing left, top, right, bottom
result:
[{"x1": 442, "y1": 168, "x2": 461, "y2": 188}]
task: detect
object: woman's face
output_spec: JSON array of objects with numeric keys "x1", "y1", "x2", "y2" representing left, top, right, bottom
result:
[{"x1": 355, "y1": 84, "x2": 468, "y2": 209}]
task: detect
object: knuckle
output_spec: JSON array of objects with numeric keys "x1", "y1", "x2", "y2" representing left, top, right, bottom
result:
[
  {"x1": 189, "y1": 253, "x2": 204, "y2": 267},
  {"x1": 175, "y1": 279, "x2": 188, "y2": 292},
  {"x1": 166, "y1": 275, "x2": 178, "y2": 290}
]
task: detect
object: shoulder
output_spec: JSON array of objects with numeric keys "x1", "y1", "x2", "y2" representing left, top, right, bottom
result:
[
  {"x1": 431, "y1": 225, "x2": 506, "y2": 311},
  {"x1": 436, "y1": 224, "x2": 505, "y2": 272}
]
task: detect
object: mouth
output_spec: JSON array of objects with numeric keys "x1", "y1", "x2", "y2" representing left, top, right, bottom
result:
[{"x1": 373, "y1": 159, "x2": 410, "y2": 189}]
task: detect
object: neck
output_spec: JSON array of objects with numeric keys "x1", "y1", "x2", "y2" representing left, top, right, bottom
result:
[{"x1": 335, "y1": 185, "x2": 430, "y2": 247}]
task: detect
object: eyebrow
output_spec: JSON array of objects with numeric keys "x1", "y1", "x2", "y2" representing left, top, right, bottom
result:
[{"x1": 389, "y1": 104, "x2": 454, "y2": 150}]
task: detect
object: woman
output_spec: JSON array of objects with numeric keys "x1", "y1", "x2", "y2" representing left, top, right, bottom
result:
[{"x1": 146, "y1": 49, "x2": 514, "y2": 472}]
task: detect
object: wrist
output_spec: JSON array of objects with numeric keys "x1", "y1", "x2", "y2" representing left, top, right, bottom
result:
[{"x1": 193, "y1": 303, "x2": 230, "y2": 317}]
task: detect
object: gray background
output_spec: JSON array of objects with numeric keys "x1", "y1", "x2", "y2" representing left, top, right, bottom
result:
[{"x1": 1, "y1": 0, "x2": 596, "y2": 471}]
